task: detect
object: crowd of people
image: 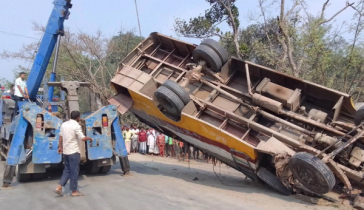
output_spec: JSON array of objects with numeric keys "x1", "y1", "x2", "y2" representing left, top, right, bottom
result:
[{"x1": 122, "y1": 124, "x2": 219, "y2": 164}]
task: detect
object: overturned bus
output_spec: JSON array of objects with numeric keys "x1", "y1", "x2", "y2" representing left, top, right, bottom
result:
[{"x1": 108, "y1": 32, "x2": 364, "y2": 207}]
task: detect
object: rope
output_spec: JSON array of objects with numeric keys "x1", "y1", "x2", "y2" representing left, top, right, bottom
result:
[
  {"x1": 134, "y1": 0, "x2": 142, "y2": 37},
  {"x1": 212, "y1": 163, "x2": 246, "y2": 187}
]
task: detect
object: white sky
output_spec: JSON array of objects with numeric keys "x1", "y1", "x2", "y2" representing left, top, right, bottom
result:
[{"x1": 0, "y1": 0, "x2": 359, "y2": 82}]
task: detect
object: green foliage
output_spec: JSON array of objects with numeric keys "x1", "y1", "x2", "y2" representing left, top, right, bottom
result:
[
  {"x1": 174, "y1": 0, "x2": 238, "y2": 39},
  {"x1": 118, "y1": 111, "x2": 149, "y2": 129},
  {"x1": 174, "y1": 0, "x2": 364, "y2": 102},
  {"x1": 1, "y1": 26, "x2": 144, "y2": 119},
  {"x1": 108, "y1": 32, "x2": 144, "y2": 67},
  {"x1": 0, "y1": 78, "x2": 12, "y2": 90}
]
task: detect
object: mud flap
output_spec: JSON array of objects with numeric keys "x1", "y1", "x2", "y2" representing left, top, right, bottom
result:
[
  {"x1": 112, "y1": 116, "x2": 128, "y2": 157},
  {"x1": 112, "y1": 116, "x2": 130, "y2": 174},
  {"x1": 2, "y1": 165, "x2": 15, "y2": 187},
  {"x1": 85, "y1": 105, "x2": 117, "y2": 160},
  {"x1": 6, "y1": 106, "x2": 30, "y2": 166},
  {"x1": 22, "y1": 104, "x2": 63, "y2": 164}
]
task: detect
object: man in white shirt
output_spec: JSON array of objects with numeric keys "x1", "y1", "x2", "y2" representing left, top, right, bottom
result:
[
  {"x1": 130, "y1": 123, "x2": 140, "y2": 153},
  {"x1": 13, "y1": 72, "x2": 29, "y2": 116},
  {"x1": 54, "y1": 111, "x2": 93, "y2": 197}
]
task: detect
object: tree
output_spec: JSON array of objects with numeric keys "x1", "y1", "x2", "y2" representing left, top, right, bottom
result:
[
  {"x1": 174, "y1": 0, "x2": 364, "y2": 102},
  {"x1": 246, "y1": 0, "x2": 364, "y2": 98},
  {"x1": 174, "y1": 0, "x2": 242, "y2": 58},
  {"x1": 1, "y1": 24, "x2": 143, "y2": 110},
  {"x1": 0, "y1": 24, "x2": 150, "y2": 127}
]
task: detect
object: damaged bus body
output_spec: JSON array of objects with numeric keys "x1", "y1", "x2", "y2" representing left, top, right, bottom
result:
[{"x1": 108, "y1": 32, "x2": 364, "y2": 207}]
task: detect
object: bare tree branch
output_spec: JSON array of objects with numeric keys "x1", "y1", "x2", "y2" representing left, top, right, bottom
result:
[
  {"x1": 217, "y1": 0, "x2": 240, "y2": 57},
  {"x1": 258, "y1": 0, "x2": 274, "y2": 53},
  {"x1": 320, "y1": 0, "x2": 330, "y2": 19},
  {"x1": 319, "y1": 1, "x2": 354, "y2": 25},
  {"x1": 278, "y1": 0, "x2": 299, "y2": 76},
  {"x1": 346, "y1": 1, "x2": 364, "y2": 92}
]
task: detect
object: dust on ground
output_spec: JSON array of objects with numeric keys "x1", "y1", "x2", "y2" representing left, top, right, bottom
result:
[{"x1": 0, "y1": 153, "x2": 354, "y2": 210}]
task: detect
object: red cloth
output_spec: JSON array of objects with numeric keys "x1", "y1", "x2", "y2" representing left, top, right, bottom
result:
[
  {"x1": 157, "y1": 134, "x2": 165, "y2": 145},
  {"x1": 157, "y1": 134, "x2": 165, "y2": 156},
  {"x1": 159, "y1": 145, "x2": 164, "y2": 156},
  {"x1": 139, "y1": 131, "x2": 147, "y2": 142}
]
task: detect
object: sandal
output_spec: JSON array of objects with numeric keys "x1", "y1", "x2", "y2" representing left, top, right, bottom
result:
[
  {"x1": 71, "y1": 191, "x2": 86, "y2": 197},
  {"x1": 54, "y1": 189, "x2": 63, "y2": 196}
]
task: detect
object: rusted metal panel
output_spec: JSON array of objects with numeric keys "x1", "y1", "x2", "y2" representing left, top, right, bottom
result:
[
  {"x1": 126, "y1": 66, "x2": 143, "y2": 79},
  {"x1": 212, "y1": 96, "x2": 239, "y2": 112},
  {"x1": 137, "y1": 72, "x2": 152, "y2": 84},
  {"x1": 107, "y1": 93, "x2": 133, "y2": 115},
  {"x1": 111, "y1": 74, "x2": 125, "y2": 84},
  {"x1": 256, "y1": 137, "x2": 295, "y2": 156},
  {"x1": 128, "y1": 81, "x2": 144, "y2": 92},
  {"x1": 139, "y1": 78, "x2": 157, "y2": 97},
  {"x1": 108, "y1": 32, "x2": 364, "y2": 202}
]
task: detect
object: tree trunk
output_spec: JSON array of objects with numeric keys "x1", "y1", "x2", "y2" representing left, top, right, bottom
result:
[
  {"x1": 90, "y1": 92, "x2": 97, "y2": 112},
  {"x1": 95, "y1": 93, "x2": 103, "y2": 110}
]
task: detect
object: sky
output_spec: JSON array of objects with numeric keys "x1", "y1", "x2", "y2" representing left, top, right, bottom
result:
[{"x1": 0, "y1": 0, "x2": 358, "y2": 82}]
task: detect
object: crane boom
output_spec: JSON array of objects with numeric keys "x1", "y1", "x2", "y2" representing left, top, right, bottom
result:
[
  {"x1": 26, "y1": 0, "x2": 72, "y2": 100},
  {"x1": 2, "y1": 0, "x2": 130, "y2": 188}
]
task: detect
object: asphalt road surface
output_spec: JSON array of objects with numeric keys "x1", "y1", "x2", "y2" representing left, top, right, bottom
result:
[{"x1": 0, "y1": 154, "x2": 352, "y2": 210}]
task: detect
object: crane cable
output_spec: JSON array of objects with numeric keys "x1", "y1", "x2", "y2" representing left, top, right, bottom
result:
[{"x1": 134, "y1": 0, "x2": 142, "y2": 37}]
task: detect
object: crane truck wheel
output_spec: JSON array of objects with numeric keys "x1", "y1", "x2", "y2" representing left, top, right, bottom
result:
[
  {"x1": 32, "y1": 173, "x2": 45, "y2": 181},
  {"x1": 99, "y1": 165, "x2": 111, "y2": 174},
  {"x1": 193, "y1": 44, "x2": 222, "y2": 72},
  {"x1": 154, "y1": 86, "x2": 185, "y2": 117},
  {"x1": 288, "y1": 152, "x2": 335, "y2": 195},
  {"x1": 200, "y1": 39, "x2": 229, "y2": 65},
  {"x1": 86, "y1": 160, "x2": 100, "y2": 174},
  {"x1": 161, "y1": 80, "x2": 191, "y2": 105},
  {"x1": 256, "y1": 167, "x2": 292, "y2": 196}
]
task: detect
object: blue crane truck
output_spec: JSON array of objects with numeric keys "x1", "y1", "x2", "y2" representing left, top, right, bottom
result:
[{"x1": 0, "y1": 0, "x2": 130, "y2": 188}]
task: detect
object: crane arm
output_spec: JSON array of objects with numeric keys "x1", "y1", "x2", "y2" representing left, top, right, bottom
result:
[{"x1": 26, "y1": 0, "x2": 72, "y2": 100}]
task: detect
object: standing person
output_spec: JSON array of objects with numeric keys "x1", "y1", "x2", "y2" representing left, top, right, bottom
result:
[
  {"x1": 168, "y1": 136, "x2": 175, "y2": 157},
  {"x1": 138, "y1": 127, "x2": 147, "y2": 154},
  {"x1": 146, "y1": 128, "x2": 150, "y2": 153},
  {"x1": 177, "y1": 140, "x2": 183, "y2": 161},
  {"x1": 153, "y1": 131, "x2": 160, "y2": 155},
  {"x1": 130, "y1": 124, "x2": 139, "y2": 153},
  {"x1": 147, "y1": 128, "x2": 156, "y2": 154},
  {"x1": 193, "y1": 146, "x2": 200, "y2": 160},
  {"x1": 13, "y1": 72, "x2": 29, "y2": 116},
  {"x1": 122, "y1": 125, "x2": 134, "y2": 155},
  {"x1": 164, "y1": 134, "x2": 169, "y2": 157},
  {"x1": 156, "y1": 133, "x2": 165, "y2": 156},
  {"x1": 183, "y1": 142, "x2": 190, "y2": 162},
  {"x1": 54, "y1": 111, "x2": 93, "y2": 197},
  {"x1": 174, "y1": 139, "x2": 181, "y2": 160}
]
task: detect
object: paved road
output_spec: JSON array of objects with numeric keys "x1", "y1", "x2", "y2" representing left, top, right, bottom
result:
[{"x1": 0, "y1": 154, "x2": 347, "y2": 210}]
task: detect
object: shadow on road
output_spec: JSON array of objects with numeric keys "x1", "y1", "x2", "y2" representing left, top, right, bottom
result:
[{"x1": 106, "y1": 158, "x2": 316, "y2": 207}]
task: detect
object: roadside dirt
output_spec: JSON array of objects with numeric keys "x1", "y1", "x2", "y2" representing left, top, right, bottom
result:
[
  {"x1": 128, "y1": 153, "x2": 355, "y2": 210},
  {"x1": 0, "y1": 153, "x2": 355, "y2": 210}
]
